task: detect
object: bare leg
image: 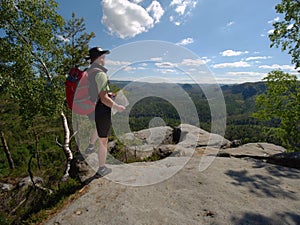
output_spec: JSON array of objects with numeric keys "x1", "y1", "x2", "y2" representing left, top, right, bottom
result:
[
  {"x1": 98, "y1": 137, "x2": 108, "y2": 167},
  {"x1": 84, "y1": 128, "x2": 98, "y2": 154},
  {"x1": 89, "y1": 128, "x2": 98, "y2": 145}
]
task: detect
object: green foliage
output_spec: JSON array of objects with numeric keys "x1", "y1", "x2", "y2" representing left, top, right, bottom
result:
[
  {"x1": 269, "y1": 0, "x2": 300, "y2": 69},
  {"x1": 1, "y1": 177, "x2": 81, "y2": 225},
  {"x1": 0, "y1": 0, "x2": 66, "y2": 125},
  {"x1": 57, "y1": 12, "x2": 95, "y2": 75},
  {"x1": 0, "y1": 2, "x2": 96, "y2": 223},
  {"x1": 129, "y1": 96, "x2": 181, "y2": 131},
  {"x1": 253, "y1": 70, "x2": 300, "y2": 151},
  {"x1": 0, "y1": 0, "x2": 65, "y2": 78},
  {"x1": 0, "y1": 212, "x2": 12, "y2": 225},
  {"x1": 119, "y1": 81, "x2": 269, "y2": 143}
]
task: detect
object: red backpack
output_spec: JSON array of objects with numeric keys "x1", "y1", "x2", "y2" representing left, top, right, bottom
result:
[{"x1": 65, "y1": 67, "x2": 96, "y2": 115}]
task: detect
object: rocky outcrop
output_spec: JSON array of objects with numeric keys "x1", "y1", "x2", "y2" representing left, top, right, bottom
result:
[
  {"x1": 72, "y1": 124, "x2": 232, "y2": 182},
  {"x1": 71, "y1": 124, "x2": 299, "y2": 183},
  {"x1": 45, "y1": 138, "x2": 300, "y2": 225},
  {"x1": 219, "y1": 142, "x2": 286, "y2": 157},
  {"x1": 118, "y1": 124, "x2": 231, "y2": 159},
  {"x1": 178, "y1": 124, "x2": 231, "y2": 148},
  {"x1": 217, "y1": 142, "x2": 300, "y2": 169}
]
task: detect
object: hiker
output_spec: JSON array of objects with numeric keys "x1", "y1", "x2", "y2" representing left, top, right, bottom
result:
[
  {"x1": 65, "y1": 67, "x2": 98, "y2": 154},
  {"x1": 85, "y1": 47, "x2": 125, "y2": 177}
]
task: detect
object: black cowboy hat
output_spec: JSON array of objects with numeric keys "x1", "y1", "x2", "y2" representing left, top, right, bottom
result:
[{"x1": 85, "y1": 47, "x2": 110, "y2": 61}]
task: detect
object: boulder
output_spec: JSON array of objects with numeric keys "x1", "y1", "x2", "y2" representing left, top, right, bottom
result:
[
  {"x1": 155, "y1": 144, "x2": 194, "y2": 157},
  {"x1": 177, "y1": 124, "x2": 231, "y2": 148},
  {"x1": 0, "y1": 183, "x2": 14, "y2": 192},
  {"x1": 126, "y1": 144, "x2": 156, "y2": 160},
  {"x1": 123, "y1": 126, "x2": 174, "y2": 146},
  {"x1": 70, "y1": 154, "x2": 96, "y2": 182},
  {"x1": 155, "y1": 144, "x2": 176, "y2": 158},
  {"x1": 72, "y1": 124, "x2": 228, "y2": 183},
  {"x1": 230, "y1": 139, "x2": 242, "y2": 148},
  {"x1": 19, "y1": 176, "x2": 43, "y2": 188}
]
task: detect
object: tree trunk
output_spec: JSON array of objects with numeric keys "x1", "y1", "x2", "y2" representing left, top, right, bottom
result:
[
  {"x1": 60, "y1": 111, "x2": 73, "y2": 181},
  {"x1": 1, "y1": 131, "x2": 15, "y2": 169},
  {"x1": 33, "y1": 127, "x2": 41, "y2": 170},
  {"x1": 28, "y1": 155, "x2": 35, "y2": 187}
]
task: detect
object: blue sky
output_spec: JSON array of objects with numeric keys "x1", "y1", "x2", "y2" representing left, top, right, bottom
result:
[{"x1": 56, "y1": 0, "x2": 298, "y2": 84}]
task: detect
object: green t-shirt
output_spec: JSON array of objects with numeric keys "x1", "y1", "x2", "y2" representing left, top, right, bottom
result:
[{"x1": 95, "y1": 71, "x2": 110, "y2": 92}]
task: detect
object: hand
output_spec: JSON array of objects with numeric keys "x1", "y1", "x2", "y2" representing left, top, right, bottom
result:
[
  {"x1": 108, "y1": 92, "x2": 116, "y2": 100},
  {"x1": 113, "y1": 103, "x2": 126, "y2": 112}
]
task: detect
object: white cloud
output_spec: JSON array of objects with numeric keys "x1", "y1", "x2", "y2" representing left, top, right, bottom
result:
[
  {"x1": 155, "y1": 62, "x2": 177, "y2": 68},
  {"x1": 226, "y1": 21, "x2": 235, "y2": 27},
  {"x1": 287, "y1": 23, "x2": 294, "y2": 30},
  {"x1": 123, "y1": 66, "x2": 135, "y2": 72},
  {"x1": 226, "y1": 72, "x2": 266, "y2": 77},
  {"x1": 213, "y1": 61, "x2": 251, "y2": 68},
  {"x1": 259, "y1": 64, "x2": 295, "y2": 70},
  {"x1": 146, "y1": 0, "x2": 164, "y2": 23},
  {"x1": 181, "y1": 58, "x2": 210, "y2": 66},
  {"x1": 170, "y1": 0, "x2": 188, "y2": 15},
  {"x1": 220, "y1": 50, "x2": 249, "y2": 57},
  {"x1": 106, "y1": 59, "x2": 131, "y2": 67},
  {"x1": 157, "y1": 68, "x2": 177, "y2": 74},
  {"x1": 131, "y1": 0, "x2": 143, "y2": 3},
  {"x1": 57, "y1": 35, "x2": 70, "y2": 43},
  {"x1": 123, "y1": 65, "x2": 147, "y2": 72},
  {"x1": 150, "y1": 57, "x2": 163, "y2": 61},
  {"x1": 245, "y1": 56, "x2": 272, "y2": 61},
  {"x1": 268, "y1": 17, "x2": 280, "y2": 24},
  {"x1": 268, "y1": 29, "x2": 274, "y2": 34},
  {"x1": 216, "y1": 71, "x2": 267, "y2": 83},
  {"x1": 101, "y1": 0, "x2": 164, "y2": 39},
  {"x1": 176, "y1": 37, "x2": 194, "y2": 45},
  {"x1": 169, "y1": 16, "x2": 181, "y2": 26},
  {"x1": 169, "y1": 0, "x2": 198, "y2": 25}
]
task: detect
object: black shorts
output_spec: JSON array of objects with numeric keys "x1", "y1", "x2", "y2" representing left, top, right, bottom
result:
[{"x1": 95, "y1": 101, "x2": 111, "y2": 138}]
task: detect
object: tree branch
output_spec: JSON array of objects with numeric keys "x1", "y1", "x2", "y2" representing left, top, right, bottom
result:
[
  {"x1": 6, "y1": 19, "x2": 53, "y2": 83},
  {"x1": 1, "y1": 131, "x2": 15, "y2": 169}
]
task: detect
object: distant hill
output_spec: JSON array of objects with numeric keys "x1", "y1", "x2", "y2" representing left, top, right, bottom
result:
[
  {"x1": 110, "y1": 80, "x2": 266, "y2": 99},
  {"x1": 110, "y1": 80, "x2": 269, "y2": 144},
  {"x1": 221, "y1": 81, "x2": 266, "y2": 100}
]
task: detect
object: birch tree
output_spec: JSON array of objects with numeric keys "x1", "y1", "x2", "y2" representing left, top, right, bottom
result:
[{"x1": 1, "y1": 0, "x2": 69, "y2": 179}]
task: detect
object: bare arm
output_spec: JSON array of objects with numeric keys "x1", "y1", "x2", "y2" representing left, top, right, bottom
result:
[{"x1": 99, "y1": 91, "x2": 125, "y2": 112}]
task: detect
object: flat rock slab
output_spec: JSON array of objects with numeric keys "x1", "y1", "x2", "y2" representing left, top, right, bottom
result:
[
  {"x1": 220, "y1": 142, "x2": 286, "y2": 157},
  {"x1": 45, "y1": 149, "x2": 300, "y2": 225}
]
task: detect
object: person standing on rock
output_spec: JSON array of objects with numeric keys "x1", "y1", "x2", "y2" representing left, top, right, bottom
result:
[{"x1": 85, "y1": 47, "x2": 125, "y2": 177}]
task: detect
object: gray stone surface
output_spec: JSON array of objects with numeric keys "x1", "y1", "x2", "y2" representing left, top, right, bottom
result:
[
  {"x1": 220, "y1": 142, "x2": 286, "y2": 157},
  {"x1": 178, "y1": 124, "x2": 231, "y2": 148},
  {"x1": 0, "y1": 183, "x2": 14, "y2": 192},
  {"x1": 73, "y1": 124, "x2": 232, "y2": 183},
  {"x1": 45, "y1": 147, "x2": 300, "y2": 225}
]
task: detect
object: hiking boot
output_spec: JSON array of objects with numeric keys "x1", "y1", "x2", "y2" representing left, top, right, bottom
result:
[
  {"x1": 84, "y1": 145, "x2": 95, "y2": 154},
  {"x1": 96, "y1": 166, "x2": 112, "y2": 177}
]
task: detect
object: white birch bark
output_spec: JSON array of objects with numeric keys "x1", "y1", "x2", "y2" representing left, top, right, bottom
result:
[{"x1": 60, "y1": 111, "x2": 73, "y2": 181}]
